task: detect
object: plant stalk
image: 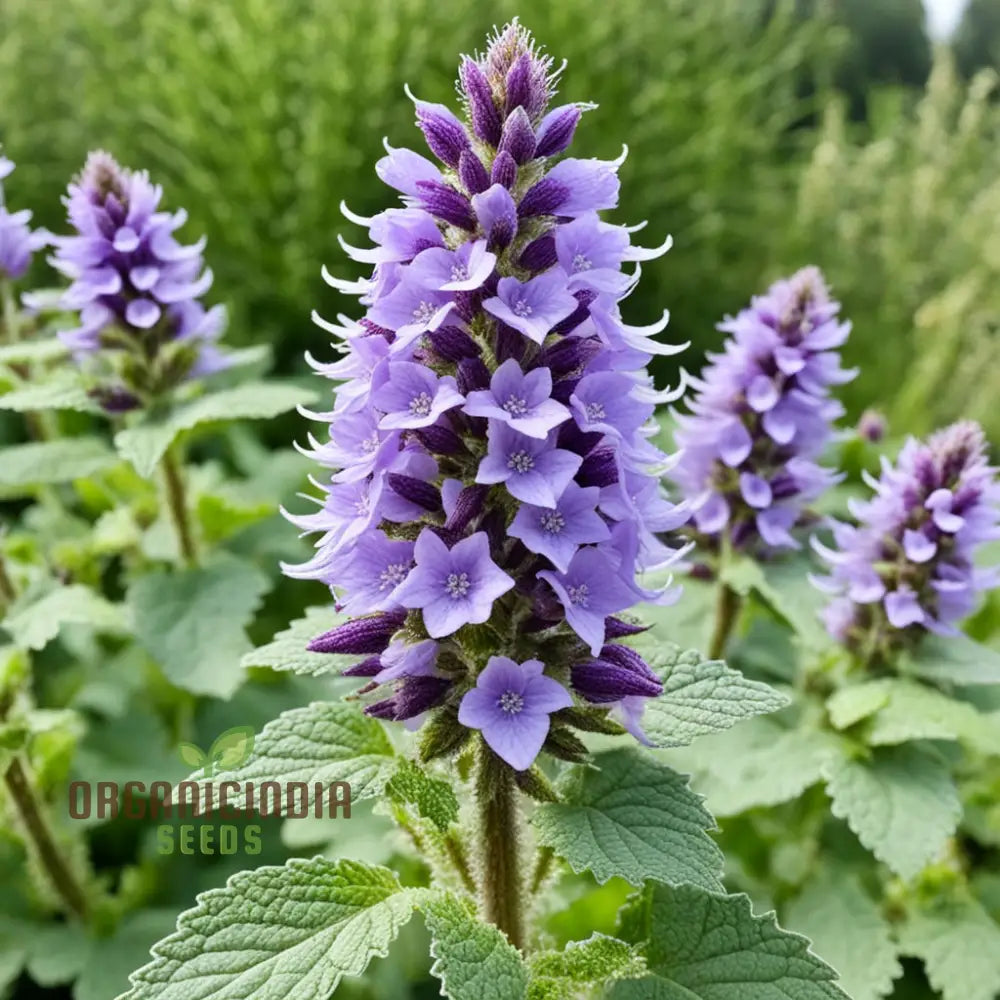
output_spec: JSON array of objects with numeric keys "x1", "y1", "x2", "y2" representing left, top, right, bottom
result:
[
  {"x1": 0, "y1": 551, "x2": 15, "y2": 607},
  {"x1": 708, "y1": 581, "x2": 742, "y2": 660},
  {"x1": 160, "y1": 448, "x2": 198, "y2": 566},
  {"x1": 476, "y1": 750, "x2": 524, "y2": 950}
]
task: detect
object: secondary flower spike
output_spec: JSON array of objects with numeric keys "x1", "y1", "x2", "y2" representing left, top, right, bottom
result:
[
  {"x1": 0, "y1": 153, "x2": 49, "y2": 283},
  {"x1": 286, "y1": 20, "x2": 688, "y2": 770},
  {"x1": 51, "y1": 150, "x2": 228, "y2": 410},
  {"x1": 812, "y1": 420, "x2": 1000, "y2": 659},
  {"x1": 671, "y1": 267, "x2": 855, "y2": 551}
]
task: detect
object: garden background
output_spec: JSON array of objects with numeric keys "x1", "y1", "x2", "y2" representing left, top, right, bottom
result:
[{"x1": 3, "y1": 0, "x2": 1000, "y2": 998}]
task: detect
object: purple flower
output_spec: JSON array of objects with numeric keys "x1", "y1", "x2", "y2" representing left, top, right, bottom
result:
[
  {"x1": 51, "y1": 150, "x2": 227, "y2": 408},
  {"x1": 458, "y1": 656, "x2": 572, "y2": 770},
  {"x1": 671, "y1": 267, "x2": 854, "y2": 551},
  {"x1": 812, "y1": 420, "x2": 1000, "y2": 657},
  {"x1": 476, "y1": 422, "x2": 582, "y2": 506},
  {"x1": 509, "y1": 482, "x2": 610, "y2": 572},
  {"x1": 463, "y1": 358, "x2": 569, "y2": 438},
  {"x1": 286, "y1": 22, "x2": 687, "y2": 763},
  {"x1": 393, "y1": 530, "x2": 514, "y2": 638},
  {"x1": 0, "y1": 155, "x2": 48, "y2": 282},
  {"x1": 484, "y1": 273, "x2": 578, "y2": 345}
]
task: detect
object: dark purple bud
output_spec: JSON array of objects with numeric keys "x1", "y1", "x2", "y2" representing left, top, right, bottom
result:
[
  {"x1": 599, "y1": 645, "x2": 661, "y2": 686},
  {"x1": 578, "y1": 448, "x2": 619, "y2": 488},
  {"x1": 551, "y1": 377, "x2": 579, "y2": 405},
  {"x1": 730, "y1": 519, "x2": 755, "y2": 549},
  {"x1": 550, "y1": 290, "x2": 596, "y2": 338},
  {"x1": 571, "y1": 659, "x2": 663, "y2": 703},
  {"x1": 415, "y1": 106, "x2": 471, "y2": 169},
  {"x1": 495, "y1": 322, "x2": 526, "y2": 365},
  {"x1": 490, "y1": 150, "x2": 518, "y2": 190},
  {"x1": 770, "y1": 474, "x2": 800, "y2": 500},
  {"x1": 458, "y1": 150, "x2": 490, "y2": 196},
  {"x1": 480, "y1": 509, "x2": 507, "y2": 554},
  {"x1": 537, "y1": 334, "x2": 602, "y2": 378},
  {"x1": 428, "y1": 324, "x2": 481, "y2": 361},
  {"x1": 90, "y1": 386, "x2": 141, "y2": 413},
  {"x1": 364, "y1": 697, "x2": 398, "y2": 720},
  {"x1": 414, "y1": 422, "x2": 466, "y2": 455},
  {"x1": 535, "y1": 105, "x2": 582, "y2": 157},
  {"x1": 518, "y1": 234, "x2": 557, "y2": 272},
  {"x1": 387, "y1": 473, "x2": 441, "y2": 512},
  {"x1": 342, "y1": 655, "x2": 383, "y2": 678},
  {"x1": 460, "y1": 57, "x2": 502, "y2": 146},
  {"x1": 456, "y1": 357, "x2": 491, "y2": 393},
  {"x1": 857, "y1": 409, "x2": 887, "y2": 443},
  {"x1": 498, "y1": 107, "x2": 537, "y2": 165},
  {"x1": 518, "y1": 178, "x2": 570, "y2": 219},
  {"x1": 309, "y1": 611, "x2": 405, "y2": 654},
  {"x1": 416, "y1": 180, "x2": 476, "y2": 230},
  {"x1": 393, "y1": 676, "x2": 453, "y2": 719},
  {"x1": 446, "y1": 484, "x2": 490, "y2": 533},
  {"x1": 504, "y1": 54, "x2": 534, "y2": 116},
  {"x1": 604, "y1": 616, "x2": 651, "y2": 638},
  {"x1": 557, "y1": 421, "x2": 602, "y2": 457},
  {"x1": 359, "y1": 318, "x2": 395, "y2": 341},
  {"x1": 428, "y1": 525, "x2": 466, "y2": 548}
]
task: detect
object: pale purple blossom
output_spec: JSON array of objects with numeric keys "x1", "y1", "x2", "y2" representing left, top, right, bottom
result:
[
  {"x1": 0, "y1": 155, "x2": 49, "y2": 282},
  {"x1": 483, "y1": 272, "x2": 578, "y2": 345}
]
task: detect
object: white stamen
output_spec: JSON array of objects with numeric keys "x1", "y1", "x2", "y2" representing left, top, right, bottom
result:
[
  {"x1": 502, "y1": 394, "x2": 528, "y2": 417},
  {"x1": 412, "y1": 300, "x2": 437, "y2": 324},
  {"x1": 379, "y1": 563, "x2": 410, "y2": 590},
  {"x1": 567, "y1": 583, "x2": 589, "y2": 606},
  {"x1": 540, "y1": 510, "x2": 566, "y2": 534},
  {"x1": 507, "y1": 450, "x2": 535, "y2": 473},
  {"x1": 409, "y1": 391, "x2": 433, "y2": 417},
  {"x1": 445, "y1": 572, "x2": 471, "y2": 598},
  {"x1": 497, "y1": 690, "x2": 525, "y2": 715},
  {"x1": 512, "y1": 299, "x2": 533, "y2": 318},
  {"x1": 572, "y1": 253, "x2": 592, "y2": 273}
]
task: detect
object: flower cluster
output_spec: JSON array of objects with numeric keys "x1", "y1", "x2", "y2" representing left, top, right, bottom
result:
[
  {"x1": 671, "y1": 267, "x2": 854, "y2": 551},
  {"x1": 51, "y1": 151, "x2": 227, "y2": 410},
  {"x1": 812, "y1": 420, "x2": 1000, "y2": 657},
  {"x1": 286, "y1": 22, "x2": 686, "y2": 771},
  {"x1": 0, "y1": 154, "x2": 48, "y2": 284}
]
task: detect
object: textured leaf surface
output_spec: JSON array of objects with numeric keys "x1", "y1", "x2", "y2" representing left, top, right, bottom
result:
[
  {"x1": 0, "y1": 373, "x2": 100, "y2": 413},
  {"x1": 0, "y1": 438, "x2": 118, "y2": 488},
  {"x1": 531, "y1": 747, "x2": 723, "y2": 890},
  {"x1": 185, "y1": 701, "x2": 396, "y2": 813},
  {"x1": 114, "y1": 381, "x2": 317, "y2": 477},
  {"x1": 609, "y1": 884, "x2": 848, "y2": 999},
  {"x1": 120, "y1": 858, "x2": 429, "y2": 1000},
  {"x1": 828, "y1": 678, "x2": 1000, "y2": 754},
  {"x1": 129, "y1": 555, "x2": 269, "y2": 697},
  {"x1": 897, "y1": 893, "x2": 1000, "y2": 1000},
  {"x1": 423, "y1": 894, "x2": 528, "y2": 1000},
  {"x1": 785, "y1": 870, "x2": 902, "y2": 1000},
  {"x1": 903, "y1": 633, "x2": 1000, "y2": 686},
  {"x1": 824, "y1": 744, "x2": 961, "y2": 878},
  {"x1": 664, "y1": 716, "x2": 841, "y2": 817},
  {"x1": 241, "y1": 607, "x2": 351, "y2": 675},
  {"x1": 636, "y1": 645, "x2": 789, "y2": 749},
  {"x1": 528, "y1": 934, "x2": 645, "y2": 999},
  {"x1": 3, "y1": 584, "x2": 129, "y2": 650},
  {"x1": 385, "y1": 758, "x2": 459, "y2": 832}
]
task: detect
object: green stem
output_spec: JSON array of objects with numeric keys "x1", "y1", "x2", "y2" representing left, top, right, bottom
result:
[
  {"x1": 444, "y1": 829, "x2": 476, "y2": 896},
  {"x1": 476, "y1": 749, "x2": 524, "y2": 950},
  {"x1": 530, "y1": 844, "x2": 555, "y2": 895},
  {"x1": 708, "y1": 581, "x2": 741, "y2": 661},
  {"x1": 0, "y1": 281, "x2": 19, "y2": 344},
  {"x1": 0, "y1": 551, "x2": 15, "y2": 608},
  {"x1": 160, "y1": 448, "x2": 198, "y2": 566}
]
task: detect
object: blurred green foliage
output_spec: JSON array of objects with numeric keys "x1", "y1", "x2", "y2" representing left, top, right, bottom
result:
[{"x1": 2, "y1": 0, "x2": 1000, "y2": 438}]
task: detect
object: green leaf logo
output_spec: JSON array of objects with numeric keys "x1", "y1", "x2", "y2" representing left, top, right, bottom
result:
[
  {"x1": 177, "y1": 742, "x2": 208, "y2": 769},
  {"x1": 177, "y1": 726, "x2": 255, "y2": 777}
]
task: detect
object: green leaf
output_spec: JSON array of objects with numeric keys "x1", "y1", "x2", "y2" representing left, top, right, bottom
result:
[
  {"x1": 423, "y1": 894, "x2": 528, "y2": 1000},
  {"x1": 385, "y1": 758, "x2": 459, "y2": 832},
  {"x1": 25, "y1": 920, "x2": 89, "y2": 986},
  {"x1": 3, "y1": 584, "x2": 130, "y2": 651},
  {"x1": 195, "y1": 491, "x2": 273, "y2": 545},
  {"x1": 903, "y1": 633, "x2": 1000, "y2": 686},
  {"x1": 129, "y1": 555, "x2": 269, "y2": 698},
  {"x1": 0, "y1": 438, "x2": 118, "y2": 489},
  {"x1": 120, "y1": 858, "x2": 431, "y2": 1000},
  {"x1": 824, "y1": 744, "x2": 962, "y2": 879},
  {"x1": 114, "y1": 381, "x2": 317, "y2": 477},
  {"x1": 828, "y1": 678, "x2": 1000, "y2": 754},
  {"x1": 634, "y1": 644, "x2": 789, "y2": 749},
  {"x1": 785, "y1": 869, "x2": 902, "y2": 1000},
  {"x1": 0, "y1": 372, "x2": 101, "y2": 413},
  {"x1": 530, "y1": 747, "x2": 724, "y2": 891},
  {"x1": 241, "y1": 607, "x2": 351, "y2": 676},
  {"x1": 609, "y1": 883, "x2": 848, "y2": 999},
  {"x1": 0, "y1": 915, "x2": 31, "y2": 992},
  {"x1": 663, "y1": 715, "x2": 841, "y2": 817},
  {"x1": 209, "y1": 725, "x2": 256, "y2": 770},
  {"x1": 0, "y1": 338, "x2": 68, "y2": 366},
  {"x1": 528, "y1": 934, "x2": 645, "y2": 1000},
  {"x1": 184, "y1": 700, "x2": 396, "y2": 813},
  {"x1": 897, "y1": 893, "x2": 1000, "y2": 1000},
  {"x1": 177, "y1": 743, "x2": 207, "y2": 769}
]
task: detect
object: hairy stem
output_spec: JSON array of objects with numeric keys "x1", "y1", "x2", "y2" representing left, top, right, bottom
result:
[
  {"x1": 708, "y1": 581, "x2": 742, "y2": 661},
  {"x1": 160, "y1": 448, "x2": 198, "y2": 566},
  {"x1": 476, "y1": 750, "x2": 524, "y2": 950},
  {"x1": 0, "y1": 551, "x2": 15, "y2": 607},
  {"x1": 444, "y1": 829, "x2": 477, "y2": 896},
  {"x1": 529, "y1": 844, "x2": 555, "y2": 895},
  {"x1": 0, "y1": 281, "x2": 19, "y2": 344}
]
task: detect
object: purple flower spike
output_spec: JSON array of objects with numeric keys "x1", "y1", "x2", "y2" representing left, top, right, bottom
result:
[
  {"x1": 51, "y1": 150, "x2": 228, "y2": 407},
  {"x1": 287, "y1": 22, "x2": 687, "y2": 755},
  {"x1": 813, "y1": 420, "x2": 1000, "y2": 658},
  {"x1": 0, "y1": 154, "x2": 49, "y2": 281},
  {"x1": 458, "y1": 656, "x2": 571, "y2": 770},
  {"x1": 672, "y1": 267, "x2": 854, "y2": 552}
]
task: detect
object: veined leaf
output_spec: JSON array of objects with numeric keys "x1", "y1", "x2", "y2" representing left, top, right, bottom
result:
[
  {"x1": 0, "y1": 372, "x2": 101, "y2": 413},
  {"x1": 528, "y1": 934, "x2": 645, "y2": 1000},
  {"x1": 241, "y1": 607, "x2": 351, "y2": 676},
  {"x1": 0, "y1": 437, "x2": 118, "y2": 489},
  {"x1": 385, "y1": 758, "x2": 459, "y2": 832},
  {"x1": 3, "y1": 584, "x2": 130, "y2": 651},
  {"x1": 903, "y1": 633, "x2": 1000, "y2": 686}
]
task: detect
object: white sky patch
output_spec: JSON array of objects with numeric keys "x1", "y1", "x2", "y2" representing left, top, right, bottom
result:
[{"x1": 924, "y1": 0, "x2": 969, "y2": 39}]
